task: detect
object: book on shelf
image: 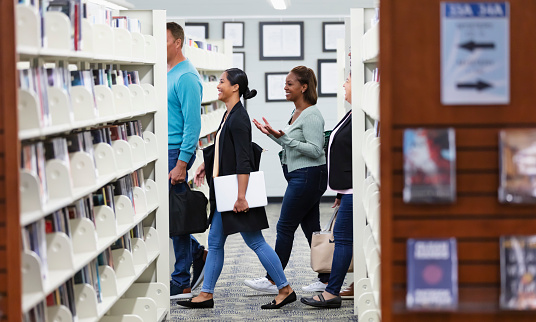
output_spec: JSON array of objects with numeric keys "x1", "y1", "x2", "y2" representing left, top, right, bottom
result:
[
  {"x1": 111, "y1": 232, "x2": 132, "y2": 252},
  {"x1": 21, "y1": 141, "x2": 48, "y2": 205},
  {"x1": 46, "y1": 66, "x2": 71, "y2": 94},
  {"x1": 500, "y1": 235, "x2": 536, "y2": 310},
  {"x1": 67, "y1": 196, "x2": 95, "y2": 227},
  {"x1": 46, "y1": 278, "x2": 78, "y2": 320},
  {"x1": 130, "y1": 222, "x2": 145, "y2": 241},
  {"x1": 97, "y1": 247, "x2": 114, "y2": 269},
  {"x1": 406, "y1": 238, "x2": 458, "y2": 310},
  {"x1": 44, "y1": 209, "x2": 71, "y2": 238},
  {"x1": 74, "y1": 258, "x2": 102, "y2": 303},
  {"x1": 402, "y1": 128, "x2": 456, "y2": 204},
  {"x1": 93, "y1": 184, "x2": 116, "y2": 215},
  {"x1": 84, "y1": 1, "x2": 113, "y2": 27},
  {"x1": 46, "y1": 0, "x2": 82, "y2": 51},
  {"x1": 23, "y1": 300, "x2": 46, "y2": 322},
  {"x1": 114, "y1": 174, "x2": 136, "y2": 211},
  {"x1": 23, "y1": 219, "x2": 48, "y2": 281},
  {"x1": 499, "y1": 129, "x2": 536, "y2": 204},
  {"x1": 113, "y1": 16, "x2": 141, "y2": 33}
]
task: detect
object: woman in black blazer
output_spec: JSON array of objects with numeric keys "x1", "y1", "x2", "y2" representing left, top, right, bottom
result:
[
  {"x1": 302, "y1": 72, "x2": 354, "y2": 309},
  {"x1": 177, "y1": 68, "x2": 296, "y2": 309}
]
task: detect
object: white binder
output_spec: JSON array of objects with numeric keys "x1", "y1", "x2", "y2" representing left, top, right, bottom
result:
[{"x1": 213, "y1": 171, "x2": 268, "y2": 212}]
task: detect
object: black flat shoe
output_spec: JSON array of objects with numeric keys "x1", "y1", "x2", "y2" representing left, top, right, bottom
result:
[
  {"x1": 261, "y1": 291, "x2": 297, "y2": 309},
  {"x1": 176, "y1": 298, "x2": 214, "y2": 309},
  {"x1": 301, "y1": 293, "x2": 342, "y2": 308}
]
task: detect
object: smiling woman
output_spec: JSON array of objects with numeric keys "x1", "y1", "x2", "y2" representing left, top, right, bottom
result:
[{"x1": 248, "y1": 65, "x2": 330, "y2": 294}]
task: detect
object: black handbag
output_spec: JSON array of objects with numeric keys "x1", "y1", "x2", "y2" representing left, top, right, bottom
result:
[{"x1": 169, "y1": 185, "x2": 208, "y2": 236}]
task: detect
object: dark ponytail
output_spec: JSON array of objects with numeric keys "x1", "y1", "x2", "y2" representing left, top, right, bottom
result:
[
  {"x1": 243, "y1": 88, "x2": 257, "y2": 100},
  {"x1": 225, "y1": 68, "x2": 257, "y2": 100}
]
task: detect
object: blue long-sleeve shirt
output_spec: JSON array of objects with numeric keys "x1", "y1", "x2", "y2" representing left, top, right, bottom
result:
[{"x1": 167, "y1": 59, "x2": 202, "y2": 163}]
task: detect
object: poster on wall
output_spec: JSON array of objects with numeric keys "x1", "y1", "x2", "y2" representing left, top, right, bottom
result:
[
  {"x1": 323, "y1": 22, "x2": 345, "y2": 52},
  {"x1": 223, "y1": 22, "x2": 245, "y2": 48},
  {"x1": 185, "y1": 22, "x2": 209, "y2": 39},
  {"x1": 259, "y1": 22, "x2": 304, "y2": 60},
  {"x1": 265, "y1": 72, "x2": 288, "y2": 102},
  {"x1": 318, "y1": 59, "x2": 338, "y2": 97}
]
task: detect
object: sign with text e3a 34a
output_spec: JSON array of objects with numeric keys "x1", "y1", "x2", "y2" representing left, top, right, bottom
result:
[{"x1": 441, "y1": 2, "x2": 510, "y2": 105}]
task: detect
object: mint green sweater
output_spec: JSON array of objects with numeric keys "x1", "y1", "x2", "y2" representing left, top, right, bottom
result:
[{"x1": 269, "y1": 106, "x2": 326, "y2": 172}]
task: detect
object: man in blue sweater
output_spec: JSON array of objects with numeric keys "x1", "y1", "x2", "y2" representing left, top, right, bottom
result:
[{"x1": 167, "y1": 22, "x2": 205, "y2": 299}]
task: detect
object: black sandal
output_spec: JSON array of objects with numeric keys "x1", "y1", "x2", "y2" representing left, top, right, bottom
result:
[
  {"x1": 300, "y1": 293, "x2": 342, "y2": 308},
  {"x1": 261, "y1": 291, "x2": 297, "y2": 309}
]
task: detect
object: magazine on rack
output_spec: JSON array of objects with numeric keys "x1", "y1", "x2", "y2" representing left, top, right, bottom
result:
[
  {"x1": 500, "y1": 235, "x2": 536, "y2": 310},
  {"x1": 499, "y1": 129, "x2": 536, "y2": 204},
  {"x1": 407, "y1": 238, "x2": 458, "y2": 310},
  {"x1": 403, "y1": 128, "x2": 456, "y2": 203}
]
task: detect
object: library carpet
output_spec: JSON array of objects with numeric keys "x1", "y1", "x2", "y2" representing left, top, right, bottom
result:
[{"x1": 169, "y1": 202, "x2": 358, "y2": 321}]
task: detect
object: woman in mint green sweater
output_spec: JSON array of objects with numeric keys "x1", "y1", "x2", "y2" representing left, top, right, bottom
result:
[{"x1": 245, "y1": 66, "x2": 330, "y2": 294}]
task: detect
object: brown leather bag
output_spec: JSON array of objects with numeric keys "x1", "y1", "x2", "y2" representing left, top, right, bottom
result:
[{"x1": 310, "y1": 207, "x2": 354, "y2": 273}]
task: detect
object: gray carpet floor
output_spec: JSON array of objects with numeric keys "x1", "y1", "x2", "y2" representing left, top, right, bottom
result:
[{"x1": 169, "y1": 202, "x2": 358, "y2": 321}]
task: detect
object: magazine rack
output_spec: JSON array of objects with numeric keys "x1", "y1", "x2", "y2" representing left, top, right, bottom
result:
[{"x1": 380, "y1": 0, "x2": 536, "y2": 321}]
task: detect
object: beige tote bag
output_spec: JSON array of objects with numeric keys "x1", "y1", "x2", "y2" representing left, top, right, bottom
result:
[{"x1": 310, "y1": 207, "x2": 354, "y2": 273}]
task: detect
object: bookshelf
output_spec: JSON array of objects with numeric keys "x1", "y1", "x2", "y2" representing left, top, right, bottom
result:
[
  {"x1": 350, "y1": 6, "x2": 381, "y2": 321},
  {"x1": 380, "y1": 0, "x2": 536, "y2": 321},
  {"x1": 11, "y1": 3, "x2": 170, "y2": 321}
]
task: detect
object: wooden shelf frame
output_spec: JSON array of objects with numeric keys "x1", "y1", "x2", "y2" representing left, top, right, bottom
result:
[{"x1": 380, "y1": 1, "x2": 536, "y2": 321}]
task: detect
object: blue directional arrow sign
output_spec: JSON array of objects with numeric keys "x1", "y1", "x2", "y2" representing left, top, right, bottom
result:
[{"x1": 441, "y1": 2, "x2": 510, "y2": 105}]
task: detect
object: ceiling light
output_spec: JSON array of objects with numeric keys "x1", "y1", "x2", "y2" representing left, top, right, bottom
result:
[{"x1": 270, "y1": 0, "x2": 290, "y2": 10}]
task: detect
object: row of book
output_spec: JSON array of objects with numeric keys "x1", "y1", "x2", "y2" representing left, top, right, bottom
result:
[
  {"x1": 402, "y1": 128, "x2": 536, "y2": 204},
  {"x1": 21, "y1": 121, "x2": 144, "y2": 206},
  {"x1": 18, "y1": 66, "x2": 141, "y2": 128},
  {"x1": 23, "y1": 224, "x2": 147, "y2": 322},
  {"x1": 201, "y1": 101, "x2": 219, "y2": 115},
  {"x1": 199, "y1": 132, "x2": 216, "y2": 148},
  {"x1": 21, "y1": 169, "x2": 144, "y2": 279},
  {"x1": 185, "y1": 37, "x2": 220, "y2": 52},
  {"x1": 407, "y1": 236, "x2": 536, "y2": 310},
  {"x1": 18, "y1": 0, "x2": 143, "y2": 50}
]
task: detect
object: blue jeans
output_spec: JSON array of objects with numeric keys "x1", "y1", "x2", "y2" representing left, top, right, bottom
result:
[
  {"x1": 325, "y1": 194, "x2": 353, "y2": 296},
  {"x1": 201, "y1": 210, "x2": 289, "y2": 294},
  {"x1": 168, "y1": 149, "x2": 203, "y2": 288},
  {"x1": 266, "y1": 164, "x2": 330, "y2": 283}
]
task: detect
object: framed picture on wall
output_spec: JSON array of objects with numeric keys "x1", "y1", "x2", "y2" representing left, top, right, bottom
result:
[
  {"x1": 259, "y1": 22, "x2": 304, "y2": 60},
  {"x1": 317, "y1": 59, "x2": 338, "y2": 97},
  {"x1": 223, "y1": 22, "x2": 245, "y2": 48},
  {"x1": 265, "y1": 72, "x2": 288, "y2": 102},
  {"x1": 233, "y1": 52, "x2": 245, "y2": 71},
  {"x1": 322, "y1": 22, "x2": 345, "y2": 52},
  {"x1": 185, "y1": 22, "x2": 209, "y2": 39}
]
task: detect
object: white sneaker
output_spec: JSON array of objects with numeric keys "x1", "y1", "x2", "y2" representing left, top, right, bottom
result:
[
  {"x1": 244, "y1": 277, "x2": 278, "y2": 294},
  {"x1": 302, "y1": 279, "x2": 328, "y2": 292}
]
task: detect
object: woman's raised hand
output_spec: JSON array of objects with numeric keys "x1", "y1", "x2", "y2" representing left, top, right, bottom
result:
[
  {"x1": 261, "y1": 117, "x2": 285, "y2": 139},
  {"x1": 194, "y1": 162, "x2": 206, "y2": 187},
  {"x1": 252, "y1": 119, "x2": 270, "y2": 135}
]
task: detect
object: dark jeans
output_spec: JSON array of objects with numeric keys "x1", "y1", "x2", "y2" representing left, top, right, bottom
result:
[
  {"x1": 168, "y1": 148, "x2": 203, "y2": 288},
  {"x1": 325, "y1": 194, "x2": 353, "y2": 296},
  {"x1": 267, "y1": 164, "x2": 330, "y2": 283}
]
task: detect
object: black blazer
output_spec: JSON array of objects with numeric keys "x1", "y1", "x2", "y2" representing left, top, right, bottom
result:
[
  {"x1": 202, "y1": 101, "x2": 269, "y2": 235},
  {"x1": 328, "y1": 110, "x2": 352, "y2": 191}
]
